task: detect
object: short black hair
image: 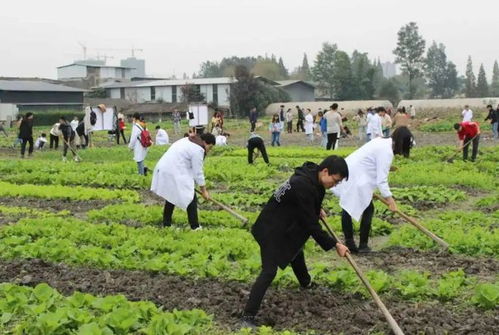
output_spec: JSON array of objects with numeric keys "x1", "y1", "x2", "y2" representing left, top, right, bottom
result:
[
  {"x1": 330, "y1": 103, "x2": 338, "y2": 110},
  {"x1": 486, "y1": 104, "x2": 492, "y2": 108},
  {"x1": 377, "y1": 106, "x2": 386, "y2": 113},
  {"x1": 59, "y1": 116, "x2": 66, "y2": 121},
  {"x1": 41, "y1": 133, "x2": 46, "y2": 137},
  {"x1": 453, "y1": 123, "x2": 461, "y2": 130},
  {"x1": 318, "y1": 155, "x2": 349, "y2": 180},
  {"x1": 25, "y1": 112, "x2": 33, "y2": 118},
  {"x1": 200, "y1": 133, "x2": 216, "y2": 145},
  {"x1": 155, "y1": 125, "x2": 160, "y2": 129},
  {"x1": 280, "y1": 105, "x2": 285, "y2": 107},
  {"x1": 132, "y1": 112, "x2": 141, "y2": 120}
]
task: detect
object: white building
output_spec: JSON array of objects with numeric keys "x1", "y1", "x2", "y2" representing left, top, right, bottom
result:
[
  {"x1": 102, "y1": 77, "x2": 234, "y2": 107},
  {"x1": 57, "y1": 62, "x2": 135, "y2": 86}
]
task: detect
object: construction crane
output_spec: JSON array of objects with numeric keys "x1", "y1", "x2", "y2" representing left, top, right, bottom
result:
[{"x1": 78, "y1": 42, "x2": 87, "y2": 60}]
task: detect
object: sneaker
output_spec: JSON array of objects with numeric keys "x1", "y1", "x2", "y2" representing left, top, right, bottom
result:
[
  {"x1": 162, "y1": 222, "x2": 172, "y2": 228},
  {"x1": 240, "y1": 315, "x2": 257, "y2": 329},
  {"x1": 62, "y1": 157, "x2": 67, "y2": 162},
  {"x1": 358, "y1": 245, "x2": 372, "y2": 254},
  {"x1": 144, "y1": 167, "x2": 149, "y2": 176},
  {"x1": 192, "y1": 226, "x2": 203, "y2": 231}
]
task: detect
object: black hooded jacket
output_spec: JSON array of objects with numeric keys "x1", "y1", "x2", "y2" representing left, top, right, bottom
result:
[{"x1": 251, "y1": 162, "x2": 337, "y2": 269}]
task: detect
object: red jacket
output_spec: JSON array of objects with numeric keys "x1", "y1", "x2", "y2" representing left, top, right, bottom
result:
[
  {"x1": 119, "y1": 120, "x2": 126, "y2": 130},
  {"x1": 457, "y1": 121, "x2": 480, "y2": 140}
]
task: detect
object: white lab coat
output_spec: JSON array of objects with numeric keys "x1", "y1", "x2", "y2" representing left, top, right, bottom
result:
[
  {"x1": 70, "y1": 120, "x2": 79, "y2": 131},
  {"x1": 366, "y1": 113, "x2": 383, "y2": 138},
  {"x1": 462, "y1": 109, "x2": 473, "y2": 122},
  {"x1": 150, "y1": 137, "x2": 206, "y2": 209},
  {"x1": 216, "y1": 135, "x2": 227, "y2": 146},
  {"x1": 128, "y1": 123, "x2": 148, "y2": 162},
  {"x1": 304, "y1": 114, "x2": 314, "y2": 134},
  {"x1": 155, "y1": 129, "x2": 169, "y2": 145},
  {"x1": 331, "y1": 137, "x2": 393, "y2": 221}
]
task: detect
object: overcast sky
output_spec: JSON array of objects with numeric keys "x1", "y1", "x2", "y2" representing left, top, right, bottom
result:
[{"x1": 1, "y1": 0, "x2": 498, "y2": 80}]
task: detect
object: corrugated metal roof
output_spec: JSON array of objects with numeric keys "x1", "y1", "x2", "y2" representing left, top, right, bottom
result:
[
  {"x1": 57, "y1": 63, "x2": 135, "y2": 69},
  {"x1": 102, "y1": 77, "x2": 235, "y2": 89},
  {"x1": 0, "y1": 80, "x2": 88, "y2": 92},
  {"x1": 277, "y1": 80, "x2": 316, "y2": 88}
]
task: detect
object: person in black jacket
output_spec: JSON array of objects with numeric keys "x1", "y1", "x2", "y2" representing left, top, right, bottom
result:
[
  {"x1": 247, "y1": 133, "x2": 269, "y2": 164},
  {"x1": 241, "y1": 156, "x2": 350, "y2": 328},
  {"x1": 295, "y1": 106, "x2": 305, "y2": 132},
  {"x1": 19, "y1": 112, "x2": 34, "y2": 158},
  {"x1": 484, "y1": 104, "x2": 498, "y2": 140},
  {"x1": 59, "y1": 117, "x2": 77, "y2": 162}
]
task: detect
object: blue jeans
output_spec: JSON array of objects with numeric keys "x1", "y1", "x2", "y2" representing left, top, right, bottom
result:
[
  {"x1": 321, "y1": 131, "x2": 327, "y2": 147},
  {"x1": 137, "y1": 160, "x2": 145, "y2": 175},
  {"x1": 271, "y1": 132, "x2": 280, "y2": 146},
  {"x1": 492, "y1": 122, "x2": 498, "y2": 139}
]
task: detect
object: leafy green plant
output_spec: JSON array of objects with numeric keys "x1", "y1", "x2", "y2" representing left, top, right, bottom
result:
[{"x1": 472, "y1": 282, "x2": 499, "y2": 309}]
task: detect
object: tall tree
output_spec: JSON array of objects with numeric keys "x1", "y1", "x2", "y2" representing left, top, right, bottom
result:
[
  {"x1": 393, "y1": 22, "x2": 426, "y2": 99},
  {"x1": 424, "y1": 42, "x2": 448, "y2": 98},
  {"x1": 443, "y1": 61, "x2": 459, "y2": 98},
  {"x1": 300, "y1": 53, "x2": 312, "y2": 81},
  {"x1": 198, "y1": 61, "x2": 222, "y2": 78},
  {"x1": 277, "y1": 57, "x2": 289, "y2": 79},
  {"x1": 332, "y1": 50, "x2": 353, "y2": 100},
  {"x1": 465, "y1": 56, "x2": 477, "y2": 98},
  {"x1": 378, "y1": 78, "x2": 401, "y2": 105},
  {"x1": 476, "y1": 64, "x2": 489, "y2": 97},
  {"x1": 312, "y1": 43, "x2": 338, "y2": 99},
  {"x1": 351, "y1": 51, "x2": 375, "y2": 99},
  {"x1": 490, "y1": 60, "x2": 499, "y2": 97}
]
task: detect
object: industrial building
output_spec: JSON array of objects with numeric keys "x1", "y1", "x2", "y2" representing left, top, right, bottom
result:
[
  {"x1": 0, "y1": 80, "x2": 86, "y2": 114},
  {"x1": 57, "y1": 62, "x2": 135, "y2": 87},
  {"x1": 276, "y1": 80, "x2": 315, "y2": 102},
  {"x1": 102, "y1": 77, "x2": 234, "y2": 106}
]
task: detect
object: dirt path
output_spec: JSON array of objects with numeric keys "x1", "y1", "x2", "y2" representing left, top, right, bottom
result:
[{"x1": 0, "y1": 258, "x2": 496, "y2": 335}]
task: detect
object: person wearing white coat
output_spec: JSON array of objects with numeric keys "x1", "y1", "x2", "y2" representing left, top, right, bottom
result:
[
  {"x1": 304, "y1": 109, "x2": 314, "y2": 142},
  {"x1": 330, "y1": 137, "x2": 398, "y2": 253},
  {"x1": 151, "y1": 133, "x2": 216, "y2": 229},
  {"x1": 155, "y1": 125, "x2": 169, "y2": 145},
  {"x1": 366, "y1": 107, "x2": 383, "y2": 141},
  {"x1": 128, "y1": 114, "x2": 149, "y2": 175}
]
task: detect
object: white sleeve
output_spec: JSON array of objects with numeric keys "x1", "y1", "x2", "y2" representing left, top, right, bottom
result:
[
  {"x1": 191, "y1": 149, "x2": 206, "y2": 186},
  {"x1": 128, "y1": 125, "x2": 137, "y2": 149},
  {"x1": 376, "y1": 151, "x2": 393, "y2": 198}
]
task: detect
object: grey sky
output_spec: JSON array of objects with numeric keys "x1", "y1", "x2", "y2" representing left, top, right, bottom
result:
[{"x1": 1, "y1": 0, "x2": 498, "y2": 80}]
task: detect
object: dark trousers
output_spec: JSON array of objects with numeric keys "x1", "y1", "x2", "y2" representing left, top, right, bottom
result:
[
  {"x1": 49, "y1": 134, "x2": 59, "y2": 149},
  {"x1": 341, "y1": 201, "x2": 374, "y2": 247},
  {"x1": 463, "y1": 135, "x2": 480, "y2": 161},
  {"x1": 62, "y1": 138, "x2": 75, "y2": 157},
  {"x1": 163, "y1": 194, "x2": 199, "y2": 229},
  {"x1": 250, "y1": 121, "x2": 256, "y2": 132},
  {"x1": 326, "y1": 133, "x2": 339, "y2": 150},
  {"x1": 20, "y1": 137, "x2": 33, "y2": 156},
  {"x1": 244, "y1": 250, "x2": 310, "y2": 317},
  {"x1": 287, "y1": 121, "x2": 292, "y2": 133},
  {"x1": 296, "y1": 119, "x2": 304, "y2": 132},
  {"x1": 248, "y1": 137, "x2": 269, "y2": 164},
  {"x1": 117, "y1": 129, "x2": 127, "y2": 144}
]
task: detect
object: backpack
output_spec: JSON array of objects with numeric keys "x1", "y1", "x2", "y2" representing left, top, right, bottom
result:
[
  {"x1": 136, "y1": 124, "x2": 152, "y2": 148},
  {"x1": 90, "y1": 110, "x2": 97, "y2": 126}
]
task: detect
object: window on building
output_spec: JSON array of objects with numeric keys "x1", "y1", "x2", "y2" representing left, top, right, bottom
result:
[
  {"x1": 172, "y1": 86, "x2": 177, "y2": 103},
  {"x1": 150, "y1": 87, "x2": 156, "y2": 101},
  {"x1": 120, "y1": 88, "x2": 125, "y2": 99},
  {"x1": 212, "y1": 84, "x2": 218, "y2": 104}
]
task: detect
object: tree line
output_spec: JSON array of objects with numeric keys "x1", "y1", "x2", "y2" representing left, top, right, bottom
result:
[{"x1": 196, "y1": 22, "x2": 499, "y2": 106}]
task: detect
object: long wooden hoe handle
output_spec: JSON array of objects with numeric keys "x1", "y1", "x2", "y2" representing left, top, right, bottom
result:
[
  {"x1": 373, "y1": 194, "x2": 449, "y2": 249},
  {"x1": 195, "y1": 189, "x2": 249, "y2": 227},
  {"x1": 319, "y1": 218, "x2": 405, "y2": 335}
]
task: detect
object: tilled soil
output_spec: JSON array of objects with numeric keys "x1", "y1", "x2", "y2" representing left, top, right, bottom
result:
[
  {"x1": 355, "y1": 247, "x2": 499, "y2": 279},
  {"x1": 0, "y1": 197, "x2": 116, "y2": 218},
  {"x1": 0, "y1": 258, "x2": 497, "y2": 335}
]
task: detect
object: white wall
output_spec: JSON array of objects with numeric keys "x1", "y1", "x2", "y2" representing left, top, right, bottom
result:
[
  {"x1": 109, "y1": 88, "x2": 121, "y2": 99},
  {"x1": 0, "y1": 103, "x2": 19, "y2": 124},
  {"x1": 57, "y1": 65, "x2": 87, "y2": 79},
  {"x1": 156, "y1": 86, "x2": 172, "y2": 102},
  {"x1": 218, "y1": 84, "x2": 230, "y2": 106},
  {"x1": 136, "y1": 87, "x2": 151, "y2": 103}
]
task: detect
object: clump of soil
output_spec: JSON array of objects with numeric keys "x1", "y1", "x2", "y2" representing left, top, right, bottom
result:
[{"x1": 0, "y1": 259, "x2": 497, "y2": 335}]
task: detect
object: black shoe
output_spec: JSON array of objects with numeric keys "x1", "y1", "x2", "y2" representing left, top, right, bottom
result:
[
  {"x1": 345, "y1": 239, "x2": 358, "y2": 253},
  {"x1": 162, "y1": 222, "x2": 172, "y2": 228},
  {"x1": 358, "y1": 245, "x2": 372, "y2": 254},
  {"x1": 144, "y1": 167, "x2": 149, "y2": 176},
  {"x1": 300, "y1": 281, "x2": 318, "y2": 290},
  {"x1": 240, "y1": 315, "x2": 257, "y2": 329}
]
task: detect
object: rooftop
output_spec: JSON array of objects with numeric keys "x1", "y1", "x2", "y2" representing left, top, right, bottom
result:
[
  {"x1": 101, "y1": 77, "x2": 235, "y2": 88},
  {"x1": 0, "y1": 80, "x2": 88, "y2": 92},
  {"x1": 277, "y1": 80, "x2": 316, "y2": 88},
  {"x1": 57, "y1": 62, "x2": 135, "y2": 69}
]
